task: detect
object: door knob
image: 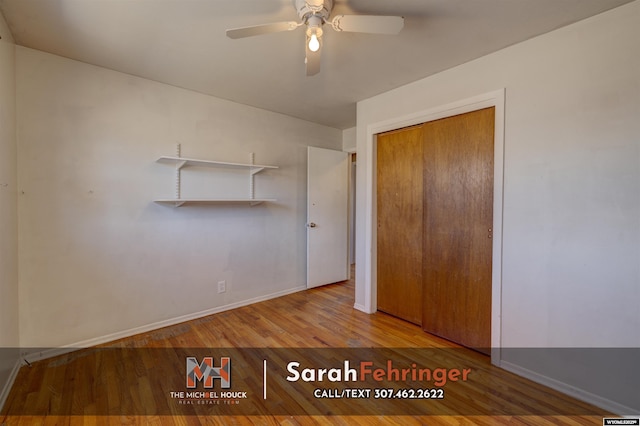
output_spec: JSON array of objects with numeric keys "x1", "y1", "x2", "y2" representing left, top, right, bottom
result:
[{"x1": 307, "y1": 222, "x2": 317, "y2": 228}]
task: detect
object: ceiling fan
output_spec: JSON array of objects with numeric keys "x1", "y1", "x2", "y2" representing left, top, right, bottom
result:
[{"x1": 226, "y1": 0, "x2": 404, "y2": 76}]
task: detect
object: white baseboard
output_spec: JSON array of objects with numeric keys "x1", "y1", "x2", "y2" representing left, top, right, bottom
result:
[
  {"x1": 0, "y1": 357, "x2": 22, "y2": 412},
  {"x1": 353, "y1": 303, "x2": 368, "y2": 312},
  {"x1": 22, "y1": 285, "x2": 307, "y2": 364},
  {"x1": 499, "y1": 360, "x2": 638, "y2": 416}
]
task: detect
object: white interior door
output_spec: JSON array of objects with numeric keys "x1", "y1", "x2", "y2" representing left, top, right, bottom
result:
[{"x1": 307, "y1": 146, "x2": 349, "y2": 288}]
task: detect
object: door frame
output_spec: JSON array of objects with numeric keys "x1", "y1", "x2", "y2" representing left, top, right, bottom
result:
[{"x1": 359, "y1": 89, "x2": 505, "y2": 365}]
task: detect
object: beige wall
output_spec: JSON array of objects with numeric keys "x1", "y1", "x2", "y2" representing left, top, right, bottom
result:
[
  {"x1": 16, "y1": 47, "x2": 342, "y2": 348},
  {"x1": 342, "y1": 127, "x2": 356, "y2": 152},
  {"x1": 356, "y1": 1, "x2": 639, "y2": 412},
  {"x1": 0, "y1": 8, "x2": 19, "y2": 406}
]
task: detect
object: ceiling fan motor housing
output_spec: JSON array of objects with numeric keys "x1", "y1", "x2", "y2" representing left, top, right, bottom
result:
[{"x1": 295, "y1": 0, "x2": 333, "y2": 22}]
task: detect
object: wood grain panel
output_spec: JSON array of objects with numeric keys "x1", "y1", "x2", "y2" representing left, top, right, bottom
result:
[
  {"x1": 422, "y1": 107, "x2": 495, "y2": 353},
  {"x1": 376, "y1": 125, "x2": 424, "y2": 325}
]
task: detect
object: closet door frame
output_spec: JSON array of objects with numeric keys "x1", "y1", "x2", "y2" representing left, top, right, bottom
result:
[{"x1": 361, "y1": 89, "x2": 505, "y2": 366}]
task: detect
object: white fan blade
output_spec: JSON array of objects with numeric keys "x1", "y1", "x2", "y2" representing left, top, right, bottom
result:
[
  {"x1": 331, "y1": 15, "x2": 404, "y2": 34},
  {"x1": 305, "y1": 41, "x2": 321, "y2": 76},
  {"x1": 226, "y1": 21, "x2": 300, "y2": 39}
]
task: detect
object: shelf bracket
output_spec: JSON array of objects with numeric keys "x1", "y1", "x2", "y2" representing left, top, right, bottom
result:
[
  {"x1": 249, "y1": 152, "x2": 255, "y2": 200},
  {"x1": 175, "y1": 144, "x2": 183, "y2": 200}
]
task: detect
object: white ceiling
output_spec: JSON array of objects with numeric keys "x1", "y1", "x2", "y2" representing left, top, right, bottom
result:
[{"x1": 0, "y1": 0, "x2": 633, "y2": 129}]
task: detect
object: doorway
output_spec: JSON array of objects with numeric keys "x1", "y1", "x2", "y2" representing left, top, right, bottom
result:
[{"x1": 349, "y1": 153, "x2": 357, "y2": 267}]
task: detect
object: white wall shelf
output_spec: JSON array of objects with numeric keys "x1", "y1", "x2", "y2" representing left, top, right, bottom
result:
[
  {"x1": 154, "y1": 145, "x2": 278, "y2": 207},
  {"x1": 156, "y1": 156, "x2": 278, "y2": 174},
  {"x1": 154, "y1": 198, "x2": 276, "y2": 207}
]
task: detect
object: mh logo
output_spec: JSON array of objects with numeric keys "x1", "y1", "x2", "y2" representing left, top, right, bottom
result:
[{"x1": 186, "y1": 356, "x2": 231, "y2": 389}]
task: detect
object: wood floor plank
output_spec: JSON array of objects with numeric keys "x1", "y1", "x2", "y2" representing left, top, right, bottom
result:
[{"x1": 1, "y1": 269, "x2": 611, "y2": 424}]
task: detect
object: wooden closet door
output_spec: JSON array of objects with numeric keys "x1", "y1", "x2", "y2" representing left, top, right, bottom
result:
[
  {"x1": 422, "y1": 107, "x2": 495, "y2": 353},
  {"x1": 377, "y1": 125, "x2": 424, "y2": 325}
]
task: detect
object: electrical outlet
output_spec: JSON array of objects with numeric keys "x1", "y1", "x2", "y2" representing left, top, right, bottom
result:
[{"x1": 217, "y1": 280, "x2": 226, "y2": 294}]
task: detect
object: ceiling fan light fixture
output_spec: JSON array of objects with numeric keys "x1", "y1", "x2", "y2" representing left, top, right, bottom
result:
[
  {"x1": 307, "y1": 28, "x2": 323, "y2": 53},
  {"x1": 308, "y1": 33, "x2": 321, "y2": 52},
  {"x1": 306, "y1": 16, "x2": 323, "y2": 52}
]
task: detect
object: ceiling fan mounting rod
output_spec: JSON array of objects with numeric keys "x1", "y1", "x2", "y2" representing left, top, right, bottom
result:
[{"x1": 295, "y1": 0, "x2": 333, "y2": 23}]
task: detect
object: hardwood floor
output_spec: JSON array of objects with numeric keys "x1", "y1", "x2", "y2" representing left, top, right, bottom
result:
[{"x1": 1, "y1": 269, "x2": 609, "y2": 425}]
